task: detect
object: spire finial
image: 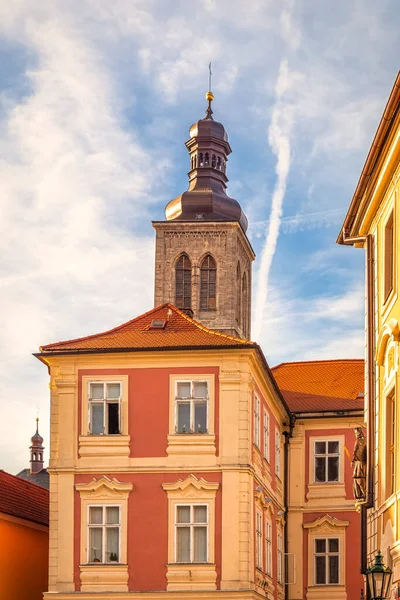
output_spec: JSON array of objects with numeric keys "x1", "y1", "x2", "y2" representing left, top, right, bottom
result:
[
  {"x1": 36, "y1": 417, "x2": 39, "y2": 434},
  {"x1": 205, "y1": 62, "x2": 214, "y2": 119}
]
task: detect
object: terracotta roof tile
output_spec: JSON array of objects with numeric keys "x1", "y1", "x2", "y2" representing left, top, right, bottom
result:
[
  {"x1": 39, "y1": 303, "x2": 254, "y2": 354},
  {"x1": 0, "y1": 470, "x2": 49, "y2": 526},
  {"x1": 271, "y1": 359, "x2": 364, "y2": 413}
]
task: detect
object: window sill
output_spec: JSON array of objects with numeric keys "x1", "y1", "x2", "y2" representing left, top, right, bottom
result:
[
  {"x1": 167, "y1": 433, "x2": 216, "y2": 456},
  {"x1": 79, "y1": 434, "x2": 130, "y2": 457},
  {"x1": 80, "y1": 563, "x2": 128, "y2": 592},
  {"x1": 166, "y1": 562, "x2": 217, "y2": 591}
]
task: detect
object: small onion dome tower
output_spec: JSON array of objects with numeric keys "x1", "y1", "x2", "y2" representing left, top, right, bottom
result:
[
  {"x1": 30, "y1": 418, "x2": 44, "y2": 474},
  {"x1": 165, "y1": 92, "x2": 248, "y2": 231}
]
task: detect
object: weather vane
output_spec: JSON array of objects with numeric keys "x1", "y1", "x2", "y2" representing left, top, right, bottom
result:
[
  {"x1": 209, "y1": 62, "x2": 212, "y2": 93},
  {"x1": 205, "y1": 63, "x2": 214, "y2": 119}
]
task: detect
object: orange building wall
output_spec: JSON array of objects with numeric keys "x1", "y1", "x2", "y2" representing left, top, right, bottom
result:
[
  {"x1": 74, "y1": 471, "x2": 222, "y2": 592},
  {"x1": 0, "y1": 516, "x2": 48, "y2": 600}
]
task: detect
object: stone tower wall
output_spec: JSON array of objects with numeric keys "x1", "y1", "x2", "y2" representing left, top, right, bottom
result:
[{"x1": 153, "y1": 221, "x2": 255, "y2": 339}]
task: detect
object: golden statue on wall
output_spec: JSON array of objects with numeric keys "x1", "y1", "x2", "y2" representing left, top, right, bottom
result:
[{"x1": 351, "y1": 427, "x2": 367, "y2": 501}]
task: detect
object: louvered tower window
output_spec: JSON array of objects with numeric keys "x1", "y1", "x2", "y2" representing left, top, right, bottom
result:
[
  {"x1": 175, "y1": 254, "x2": 192, "y2": 310},
  {"x1": 200, "y1": 255, "x2": 217, "y2": 310}
]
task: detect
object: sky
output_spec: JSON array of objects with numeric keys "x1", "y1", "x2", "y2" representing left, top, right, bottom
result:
[{"x1": 0, "y1": 0, "x2": 399, "y2": 473}]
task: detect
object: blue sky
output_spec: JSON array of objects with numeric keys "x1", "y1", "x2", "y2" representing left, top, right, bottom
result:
[{"x1": 0, "y1": 0, "x2": 398, "y2": 472}]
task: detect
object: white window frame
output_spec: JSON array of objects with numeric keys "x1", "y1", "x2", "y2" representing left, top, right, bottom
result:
[
  {"x1": 174, "y1": 503, "x2": 209, "y2": 563},
  {"x1": 314, "y1": 537, "x2": 340, "y2": 585},
  {"x1": 88, "y1": 381, "x2": 122, "y2": 435},
  {"x1": 263, "y1": 409, "x2": 270, "y2": 461},
  {"x1": 265, "y1": 518, "x2": 272, "y2": 577},
  {"x1": 313, "y1": 439, "x2": 340, "y2": 483},
  {"x1": 256, "y1": 509, "x2": 263, "y2": 570},
  {"x1": 277, "y1": 532, "x2": 284, "y2": 584},
  {"x1": 275, "y1": 429, "x2": 281, "y2": 478},
  {"x1": 174, "y1": 380, "x2": 209, "y2": 434},
  {"x1": 87, "y1": 504, "x2": 121, "y2": 564},
  {"x1": 254, "y1": 394, "x2": 260, "y2": 448}
]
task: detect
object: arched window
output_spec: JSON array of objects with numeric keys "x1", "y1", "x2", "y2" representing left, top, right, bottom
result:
[
  {"x1": 204, "y1": 152, "x2": 209, "y2": 167},
  {"x1": 39, "y1": 453, "x2": 42, "y2": 461},
  {"x1": 212, "y1": 154, "x2": 216, "y2": 168},
  {"x1": 242, "y1": 272, "x2": 248, "y2": 337},
  {"x1": 217, "y1": 156, "x2": 221, "y2": 170},
  {"x1": 199, "y1": 153, "x2": 204, "y2": 167},
  {"x1": 33, "y1": 453, "x2": 36, "y2": 461},
  {"x1": 200, "y1": 255, "x2": 217, "y2": 310},
  {"x1": 236, "y1": 262, "x2": 241, "y2": 326},
  {"x1": 194, "y1": 154, "x2": 197, "y2": 168},
  {"x1": 175, "y1": 254, "x2": 192, "y2": 310}
]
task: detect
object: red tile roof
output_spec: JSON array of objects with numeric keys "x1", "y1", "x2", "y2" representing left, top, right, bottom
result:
[
  {"x1": 0, "y1": 470, "x2": 49, "y2": 526},
  {"x1": 39, "y1": 303, "x2": 254, "y2": 353},
  {"x1": 271, "y1": 359, "x2": 364, "y2": 413}
]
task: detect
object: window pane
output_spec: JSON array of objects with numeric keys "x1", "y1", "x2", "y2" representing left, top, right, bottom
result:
[
  {"x1": 328, "y1": 441, "x2": 339, "y2": 454},
  {"x1": 177, "y1": 382, "x2": 191, "y2": 398},
  {"x1": 193, "y1": 506, "x2": 207, "y2": 523},
  {"x1": 107, "y1": 383, "x2": 120, "y2": 399},
  {"x1": 193, "y1": 382, "x2": 208, "y2": 398},
  {"x1": 106, "y1": 527, "x2": 119, "y2": 562},
  {"x1": 89, "y1": 506, "x2": 103, "y2": 524},
  {"x1": 108, "y1": 402, "x2": 120, "y2": 434},
  {"x1": 315, "y1": 556, "x2": 326, "y2": 584},
  {"x1": 177, "y1": 506, "x2": 191, "y2": 523},
  {"x1": 90, "y1": 383, "x2": 104, "y2": 399},
  {"x1": 328, "y1": 456, "x2": 339, "y2": 481},
  {"x1": 177, "y1": 527, "x2": 190, "y2": 562},
  {"x1": 89, "y1": 527, "x2": 103, "y2": 562},
  {"x1": 315, "y1": 457, "x2": 326, "y2": 482},
  {"x1": 315, "y1": 539, "x2": 326, "y2": 553},
  {"x1": 193, "y1": 526, "x2": 207, "y2": 562},
  {"x1": 329, "y1": 538, "x2": 339, "y2": 553},
  {"x1": 329, "y1": 555, "x2": 339, "y2": 584},
  {"x1": 194, "y1": 401, "x2": 207, "y2": 433},
  {"x1": 106, "y1": 507, "x2": 119, "y2": 524},
  {"x1": 91, "y1": 403, "x2": 104, "y2": 434},
  {"x1": 177, "y1": 402, "x2": 190, "y2": 433},
  {"x1": 315, "y1": 441, "x2": 326, "y2": 454}
]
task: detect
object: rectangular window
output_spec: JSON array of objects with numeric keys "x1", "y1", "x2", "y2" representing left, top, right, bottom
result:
[
  {"x1": 256, "y1": 510, "x2": 263, "y2": 570},
  {"x1": 175, "y1": 505, "x2": 208, "y2": 563},
  {"x1": 387, "y1": 390, "x2": 396, "y2": 497},
  {"x1": 384, "y1": 211, "x2": 394, "y2": 301},
  {"x1": 175, "y1": 381, "x2": 208, "y2": 434},
  {"x1": 89, "y1": 382, "x2": 121, "y2": 435},
  {"x1": 277, "y1": 533, "x2": 284, "y2": 584},
  {"x1": 254, "y1": 394, "x2": 260, "y2": 448},
  {"x1": 314, "y1": 440, "x2": 339, "y2": 483},
  {"x1": 275, "y1": 429, "x2": 281, "y2": 478},
  {"x1": 265, "y1": 520, "x2": 272, "y2": 577},
  {"x1": 314, "y1": 538, "x2": 339, "y2": 585},
  {"x1": 263, "y1": 409, "x2": 269, "y2": 461},
  {"x1": 87, "y1": 505, "x2": 120, "y2": 563}
]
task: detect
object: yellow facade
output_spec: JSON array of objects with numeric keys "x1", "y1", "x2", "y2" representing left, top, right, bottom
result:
[{"x1": 339, "y1": 72, "x2": 400, "y2": 585}]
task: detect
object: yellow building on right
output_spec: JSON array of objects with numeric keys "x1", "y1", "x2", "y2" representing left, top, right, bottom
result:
[{"x1": 338, "y1": 71, "x2": 400, "y2": 590}]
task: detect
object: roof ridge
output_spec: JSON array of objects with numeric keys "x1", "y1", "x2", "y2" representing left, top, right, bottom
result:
[
  {"x1": 40, "y1": 303, "x2": 172, "y2": 350},
  {"x1": 0, "y1": 470, "x2": 49, "y2": 496},
  {"x1": 271, "y1": 358, "x2": 364, "y2": 369}
]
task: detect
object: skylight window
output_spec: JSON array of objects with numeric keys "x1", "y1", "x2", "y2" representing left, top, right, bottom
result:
[{"x1": 150, "y1": 319, "x2": 166, "y2": 329}]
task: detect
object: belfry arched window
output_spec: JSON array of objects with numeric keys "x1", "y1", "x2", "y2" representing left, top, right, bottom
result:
[
  {"x1": 175, "y1": 254, "x2": 192, "y2": 310},
  {"x1": 242, "y1": 272, "x2": 248, "y2": 337},
  {"x1": 204, "y1": 152, "x2": 209, "y2": 167},
  {"x1": 217, "y1": 156, "x2": 221, "y2": 170},
  {"x1": 200, "y1": 255, "x2": 217, "y2": 310},
  {"x1": 212, "y1": 154, "x2": 216, "y2": 168},
  {"x1": 199, "y1": 153, "x2": 204, "y2": 167},
  {"x1": 236, "y1": 262, "x2": 241, "y2": 326}
]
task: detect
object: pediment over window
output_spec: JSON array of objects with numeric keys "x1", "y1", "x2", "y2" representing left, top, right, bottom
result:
[
  {"x1": 162, "y1": 474, "x2": 219, "y2": 498},
  {"x1": 303, "y1": 514, "x2": 349, "y2": 534},
  {"x1": 75, "y1": 476, "x2": 133, "y2": 499}
]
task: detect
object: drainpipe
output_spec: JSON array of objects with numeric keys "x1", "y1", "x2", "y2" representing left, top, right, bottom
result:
[
  {"x1": 283, "y1": 414, "x2": 295, "y2": 600},
  {"x1": 341, "y1": 232, "x2": 375, "y2": 576}
]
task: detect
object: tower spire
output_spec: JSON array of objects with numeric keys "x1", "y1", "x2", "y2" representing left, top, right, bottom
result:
[
  {"x1": 205, "y1": 63, "x2": 214, "y2": 120},
  {"x1": 30, "y1": 418, "x2": 44, "y2": 474}
]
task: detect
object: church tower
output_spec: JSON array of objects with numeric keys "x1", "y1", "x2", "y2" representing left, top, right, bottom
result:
[
  {"x1": 153, "y1": 92, "x2": 255, "y2": 339},
  {"x1": 30, "y1": 417, "x2": 44, "y2": 474}
]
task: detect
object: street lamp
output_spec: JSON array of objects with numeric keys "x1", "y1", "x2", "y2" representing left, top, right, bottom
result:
[{"x1": 366, "y1": 551, "x2": 392, "y2": 600}]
